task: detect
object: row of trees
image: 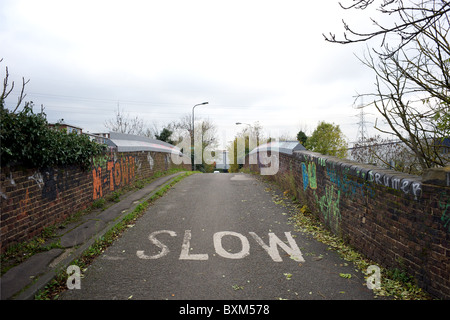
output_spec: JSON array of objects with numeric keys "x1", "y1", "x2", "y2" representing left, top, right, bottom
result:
[
  {"x1": 225, "y1": 121, "x2": 349, "y2": 173},
  {"x1": 105, "y1": 105, "x2": 350, "y2": 173},
  {"x1": 104, "y1": 106, "x2": 219, "y2": 172}
]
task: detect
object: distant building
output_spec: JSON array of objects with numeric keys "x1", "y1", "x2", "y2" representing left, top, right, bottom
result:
[
  {"x1": 436, "y1": 137, "x2": 450, "y2": 155},
  {"x1": 92, "y1": 132, "x2": 111, "y2": 139},
  {"x1": 248, "y1": 140, "x2": 306, "y2": 157},
  {"x1": 215, "y1": 150, "x2": 231, "y2": 171},
  {"x1": 85, "y1": 132, "x2": 109, "y2": 144},
  {"x1": 48, "y1": 123, "x2": 83, "y2": 135},
  {"x1": 48, "y1": 123, "x2": 113, "y2": 145}
]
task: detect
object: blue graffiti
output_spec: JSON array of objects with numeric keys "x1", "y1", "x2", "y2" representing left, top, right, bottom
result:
[
  {"x1": 326, "y1": 167, "x2": 375, "y2": 199},
  {"x1": 301, "y1": 162, "x2": 309, "y2": 191}
]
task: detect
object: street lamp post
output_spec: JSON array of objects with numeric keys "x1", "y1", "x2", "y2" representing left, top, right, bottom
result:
[
  {"x1": 192, "y1": 102, "x2": 208, "y2": 171},
  {"x1": 236, "y1": 122, "x2": 252, "y2": 139}
]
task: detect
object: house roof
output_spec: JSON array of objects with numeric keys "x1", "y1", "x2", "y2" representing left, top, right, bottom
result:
[
  {"x1": 439, "y1": 138, "x2": 450, "y2": 147},
  {"x1": 248, "y1": 140, "x2": 306, "y2": 155},
  {"x1": 49, "y1": 123, "x2": 83, "y2": 130},
  {"x1": 106, "y1": 132, "x2": 182, "y2": 155}
]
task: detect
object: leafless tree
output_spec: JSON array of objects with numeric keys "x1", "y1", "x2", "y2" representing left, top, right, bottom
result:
[
  {"x1": 104, "y1": 105, "x2": 149, "y2": 136},
  {"x1": 325, "y1": 0, "x2": 450, "y2": 171},
  {"x1": 350, "y1": 135, "x2": 422, "y2": 174},
  {"x1": 324, "y1": 0, "x2": 450, "y2": 55},
  {"x1": 1, "y1": 58, "x2": 29, "y2": 112},
  {"x1": 168, "y1": 113, "x2": 218, "y2": 150}
]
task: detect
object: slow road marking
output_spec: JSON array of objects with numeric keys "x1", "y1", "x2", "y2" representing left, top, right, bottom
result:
[{"x1": 136, "y1": 230, "x2": 305, "y2": 262}]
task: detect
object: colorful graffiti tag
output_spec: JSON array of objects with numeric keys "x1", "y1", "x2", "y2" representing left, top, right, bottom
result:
[
  {"x1": 326, "y1": 166, "x2": 375, "y2": 200},
  {"x1": 301, "y1": 161, "x2": 317, "y2": 191},
  {"x1": 315, "y1": 185, "x2": 341, "y2": 233},
  {"x1": 92, "y1": 155, "x2": 136, "y2": 200}
]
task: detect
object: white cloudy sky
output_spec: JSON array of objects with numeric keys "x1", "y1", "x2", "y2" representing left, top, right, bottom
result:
[{"x1": 0, "y1": 0, "x2": 389, "y2": 147}]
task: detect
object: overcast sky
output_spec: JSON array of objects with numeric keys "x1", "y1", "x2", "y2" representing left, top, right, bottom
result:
[{"x1": 1, "y1": 0, "x2": 388, "y2": 148}]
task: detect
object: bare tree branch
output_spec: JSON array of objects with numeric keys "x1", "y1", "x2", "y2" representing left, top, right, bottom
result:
[
  {"x1": 330, "y1": 1, "x2": 450, "y2": 171},
  {"x1": 1, "y1": 59, "x2": 29, "y2": 112},
  {"x1": 325, "y1": 0, "x2": 450, "y2": 55},
  {"x1": 13, "y1": 77, "x2": 30, "y2": 113},
  {"x1": 104, "y1": 105, "x2": 147, "y2": 136}
]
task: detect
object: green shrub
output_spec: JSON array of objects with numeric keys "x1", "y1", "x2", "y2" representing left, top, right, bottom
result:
[{"x1": 0, "y1": 102, "x2": 106, "y2": 170}]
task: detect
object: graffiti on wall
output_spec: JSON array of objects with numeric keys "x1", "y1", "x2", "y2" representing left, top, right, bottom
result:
[
  {"x1": 315, "y1": 185, "x2": 341, "y2": 234},
  {"x1": 298, "y1": 159, "x2": 342, "y2": 232},
  {"x1": 438, "y1": 192, "x2": 450, "y2": 232},
  {"x1": 326, "y1": 166, "x2": 375, "y2": 200},
  {"x1": 92, "y1": 154, "x2": 136, "y2": 200},
  {"x1": 367, "y1": 171, "x2": 422, "y2": 200},
  {"x1": 6, "y1": 166, "x2": 84, "y2": 219},
  {"x1": 301, "y1": 163, "x2": 308, "y2": 191},
  {"x1": 301, "y1": 161, "x2": 317, "y2": 191},
  {"x1": 41, "y1": 167, "x2": 81, "y2": 201},
  {"x1": 12, "y1": 153, "x2": 138, "y2": 203},
  {"x1": 294, "y1": 154, "x2": 444, "y2": 237},
  {"x1": 298, "y1": 155, "x2": 450, "y2": 234},
  {"x1": 301, "y1": 155, "x2": 422, "y2": 201}
]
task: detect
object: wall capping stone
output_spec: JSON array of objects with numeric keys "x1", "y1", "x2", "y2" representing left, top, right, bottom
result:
[{"x1": 294, "y1": 151, "x2": 424, "y2": 199}]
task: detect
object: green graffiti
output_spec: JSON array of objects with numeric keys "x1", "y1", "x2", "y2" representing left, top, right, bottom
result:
[
  {"x1": 301, "y1": 161, "x2": 317, "y2": 191},
  {"x1": 315, "y1": 186, "x2": 341, "y2": 233},
  {"x1": 317, "y1": 157, "x2": 326, "y2": 167},
  {"x1": 92, "y1": 154, "x2": 110, "y2": 168},
  {"x1": 308, "y1": 162, "x2": 317, "y2": 189},
  {"x1": 438, "y1": 192, "x2": 450, "y2": 232}
]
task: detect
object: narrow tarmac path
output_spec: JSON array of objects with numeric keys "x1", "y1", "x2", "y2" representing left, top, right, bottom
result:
[{"x1": 61, "y1": 173, "x2": 376, "y2": 300}]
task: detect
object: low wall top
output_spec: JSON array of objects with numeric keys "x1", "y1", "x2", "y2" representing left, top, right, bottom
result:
[{"x1": 293, "y1": 150, "x2": 424, "y2": 199}]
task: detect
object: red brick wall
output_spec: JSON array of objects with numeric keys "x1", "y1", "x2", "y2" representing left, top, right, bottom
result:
[
  {"x1": 0, "y1": 151, "x2": 190, "y2": 253},
  {"x1": 244, "y1": 150, "x2": 450, "y2": 299}
]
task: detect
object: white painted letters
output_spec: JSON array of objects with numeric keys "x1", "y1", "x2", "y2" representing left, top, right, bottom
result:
[
  {"x1": 249, "y1": 231, "x2": 305, "y2": 262},
  {"x1": 136, "y1": 230, "x2": 304, "y2": 263},
  {"x1": 213, "y1": 231, "x2": 250, "y2": 259},
  {"x1": 179, "y1": 230, "x2": 209, "y2": 260},
  {"x1": 136, "y1": 230, "x2": 177, "y2": 259}
]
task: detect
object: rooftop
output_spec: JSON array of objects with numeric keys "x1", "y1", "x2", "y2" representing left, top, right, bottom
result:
[
  {"x1": 248, "y1": 140, "x2": 306, "y2": 155},
  {"x1": 106, "y1": 132, "x2": 183, "y2": 155}
]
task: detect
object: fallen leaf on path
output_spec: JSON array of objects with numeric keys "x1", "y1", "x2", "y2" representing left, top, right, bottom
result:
[{"x1": 284, "y1": 273, "x2": 292, "y2": 280}]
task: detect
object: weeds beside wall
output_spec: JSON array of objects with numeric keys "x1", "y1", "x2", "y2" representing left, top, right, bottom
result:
[
  {"x1": 0, "y1": 150, "x2": 190, "y2": 253},
  {"x1": 245, "y1": 150, "x2": 450, "y2": 300}
]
